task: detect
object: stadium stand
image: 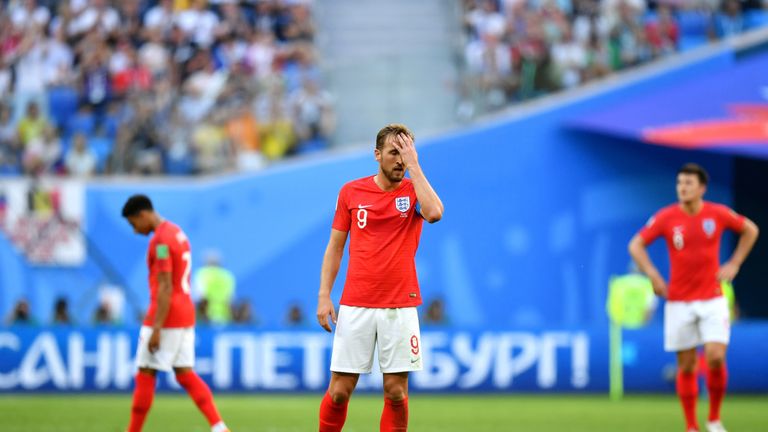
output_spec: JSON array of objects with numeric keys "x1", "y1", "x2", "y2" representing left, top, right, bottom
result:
[
  {"x1": 0, "y1": 0, "x2": 331, "y2": 176},
  {"x1": 459, "y1": 0, "x2": 768, "y2": 116}
]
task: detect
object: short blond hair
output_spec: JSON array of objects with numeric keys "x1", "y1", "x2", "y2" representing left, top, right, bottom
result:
[{"x1": 375, "y1": 123, "x2": 414, "y2": 150}]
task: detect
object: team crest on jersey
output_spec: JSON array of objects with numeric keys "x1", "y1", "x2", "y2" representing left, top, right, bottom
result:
[
  {"x1": 395, "y1": 196, "x2": 410, "y2": 213},
  {"x1": 702, "y1": 218, "x2": 716, "y2": 237},
  {"x1": 673, "y1": 226, "x2": 684, "y2": 250}
]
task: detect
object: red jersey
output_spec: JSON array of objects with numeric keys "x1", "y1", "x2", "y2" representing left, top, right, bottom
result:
[
  {"x1": 639, "y1": 201, "x2": 745, "y2": 301},
  {"x1": 332, "y1": 176, "x2": 424, "y2": 308},
  {"x1": 144, "y1": 220, "x2": 195, "y2": 328}
]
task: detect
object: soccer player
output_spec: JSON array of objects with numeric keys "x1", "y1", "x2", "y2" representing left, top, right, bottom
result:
[
  {"x1": 122, "y1": 195, "x2": 230, "y2": 432},
  {"x1": 628, "y1": 163, "x2": 759, "y2": 432},
  {"x1": 316, "y1": 124, "x2": 444, "y2": 431}
]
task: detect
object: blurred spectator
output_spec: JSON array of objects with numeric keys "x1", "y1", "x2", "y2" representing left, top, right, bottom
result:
[
  {"x1": 116, "y1": 0, "x2": 144, "y2": 43},
  {"x1": 245, "y1": 30, "x2": 277, "y2": 80},
  {"x1": 111, "y1": 44, "x2": 153, "y2": 97},
  {"x1": 289, "y1": 78, "x2": 334, "y2": 151},
  {"x1": 282, "y1": 3, "x2": 316, "y2": 43},
  {"x1": 17, "y1": 102, "x2": 48, "y2": 149},
  {"x1": 65, "y1": 132, "x2": 97, "y2": 177},
  {"x1": 52, "y1": 297, "x2": 72, "y2": 324},
  {"x1": 466, "y1": 33, "x2": 515, "y2": 109},
  {"x1": 12, "y1": 28, "x2": 49, "y2": 121},
  {"x1": 93, "y1": 301, "x2": 112, "y2": 324},
  {"x1": 80, "y1": 50, "x2": 111, "y2": 117},
  {"x1": 423, "y1": 298, "x2": 448, "y2": 325},
  {"x1": 8, "y1": 299, "x2": 34, "y2": 325},
  {"x1": 42, "y1": 25, "x2": 74, "y2": 87},
  {"x1": 138, "y1": 29, "x2": 171, "y2": 78},
  {"x1": 22, "y1": 124, "x2": 61, "y2": 175},
  {"x1": 609, "y1": 1, "x2": 649, "y2": 70},
  {"x1": 550, "y1": 27, "x2": 587, "y2": 89},
  {"x1": 712, "y1": 0, "x2": 746, "y2": 39},
  {"x1": 194, "y1": 250, "x2": 236, "y2": 324},
  {"x1": 645, "y1": 5, "x2": 679, "y2": 58},
  {"x1": 112, "y1": 100, "x2": 164, "y2": 175},
  {"x1": 0, "y1": 53, "x2": 11, "y2": 99},
  {"x1": 196, "y1": 298, "x2": 211, "y2": 325},
  {"x1": 191, "y1": 112, "x2": 235, "y2": 174},
  {"x1": 259, "y1": 90, "x2": 296, "y2": 160},
  {"x1": 0, "y1": 104, "x2": 19, "y2": 172},
  {"x1": 143, "y1": 0, "x2": 175, "y2": 35},
  {"x1": 285, "y1": 303, "x2": 306, "y2": 327},
  {"x1": 218, "y1": 1, "x2": 252, "y2": 39},
  {"x1": 68, "y1": 0, "x2": 120, "y2": 39},
  {"x1": 175, "y1": 0, "x2": 222, "y2": 48},
  {"x1": 226, "y1": 102, "x2": 265, "y2": 171},
  {"x1": 93, "y1": 284, "x2": 125, "y2": 324},
  {"x1": 231, "y1": 299, "x2": 254, "y2": 324},
  {"x1": 9, "y1": 0, "x2": 51, "y2": 31}
]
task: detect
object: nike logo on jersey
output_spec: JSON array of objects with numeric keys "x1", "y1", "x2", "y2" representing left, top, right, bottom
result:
[{"x1": 358, "y1": 204, "x2": 373, "y2": 209}]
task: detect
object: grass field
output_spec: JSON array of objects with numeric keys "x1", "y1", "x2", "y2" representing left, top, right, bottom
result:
[{"x1": 1, "y1": 393, "x2": 766, "y2": 431}]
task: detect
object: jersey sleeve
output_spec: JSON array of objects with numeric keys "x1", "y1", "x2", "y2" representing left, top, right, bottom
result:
[
  {"x1": 331, "y1": 186, "x2": 351, "y2": 232},
  {"x1": 153, "y1": 231, "x2": 173, "y2": 273},
  {"x1": 717, "y1": 205, "x2": 746, "y2": 232},
  {"x1": 638, "y1": 211, "x2": 665, "y2": 245}
]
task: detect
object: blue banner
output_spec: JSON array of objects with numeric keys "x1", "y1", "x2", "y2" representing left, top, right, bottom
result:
[{"x1": 1, "y1": 325, "x2": 766, "y2": 393}]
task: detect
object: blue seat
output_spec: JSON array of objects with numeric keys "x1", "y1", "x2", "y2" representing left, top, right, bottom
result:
[
  {"x1": 66, "y1": 112, "x2": 96, "y2": 138},
  {"x1": 47, "y1": 87, "x2": 79, "y2": 129},
  {"x1": 677, "y1": 10, "x2": 711, "y2": 37},
  {"x1": 745, "y1": 10, "x2": 768, "y2": 30},
  {"x1": 678, "y1": 35, "x2": 709, "y2": 52},
  {"x1": 297, "y1": 137, "x2": 328, "y2": 154},
  {"x1": 88, "y1": 136, "x2": 113, "y2": 173}
]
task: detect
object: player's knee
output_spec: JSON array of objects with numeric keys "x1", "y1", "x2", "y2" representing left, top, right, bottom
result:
[
  {"x1": 678, "y1": 360, "x2": 697, "y2": 374},
  {"x1": 708, "y1": 355, "x2": 726, "y2": 369},
  {"x1": 383, "y1": 383, "x2": 407, "y2": 401},
  {"x1": 329, "y1": 388, "x2": 352, "y2": 404}
]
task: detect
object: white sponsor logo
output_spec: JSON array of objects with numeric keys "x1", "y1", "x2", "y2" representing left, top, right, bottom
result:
[{"x1": 358, "y1": 204, "x2": 373, "y2": 209}]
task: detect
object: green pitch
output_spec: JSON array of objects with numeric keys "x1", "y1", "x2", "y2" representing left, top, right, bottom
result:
[{"x1": 1, "y1": 394, "x2": 766, "y2": 431}]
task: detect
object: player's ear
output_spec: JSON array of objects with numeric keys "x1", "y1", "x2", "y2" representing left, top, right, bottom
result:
[{"x1": 374, "y1": 148, "x2": 381, "y2": 162}]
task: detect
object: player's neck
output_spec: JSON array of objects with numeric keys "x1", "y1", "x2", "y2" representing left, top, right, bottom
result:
[
  {"x1": 374, "y1": 173, "x2": 401, "y2": 192},
  {"x1": 679, "y1": 199, "x2": 703, "y2": 215},
  {"x1": 149, "y1": 214, "x2": 164, "y2": 232}
]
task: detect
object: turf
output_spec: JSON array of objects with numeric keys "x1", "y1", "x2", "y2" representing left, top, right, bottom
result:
[{"x1": 0, "y1": 393, "x2": 765, "y2": 431}]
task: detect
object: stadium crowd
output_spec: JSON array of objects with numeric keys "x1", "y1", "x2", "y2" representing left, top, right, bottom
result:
[
  {"x1": 0, "y1": 0, "x2": 333, "y2": 177},
  {"x1": 460, "y1": 0, "x2": 768, "y2": 114}
]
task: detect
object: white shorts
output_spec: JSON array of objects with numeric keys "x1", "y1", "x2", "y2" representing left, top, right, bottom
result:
[
  {"x1": 664, "y1": 296, "x2": 730, "y2": 352},
  {"x1": 330, "y1": 306, "x2": 423, "y2": 374},
  {"x1": 135, "y1": 326, "x2": 195, "y2": 371}
]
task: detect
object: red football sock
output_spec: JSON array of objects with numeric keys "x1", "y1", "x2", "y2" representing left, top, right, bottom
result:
[
  {"x1": 319, "y1": 391, "x2": 349, "y2": 432},
  {"x1": 380, "y1": 397, "x2": 408, "y2": 432},
  {"x1": 176, "y1": 371, "x2": 223, "y2": 426},
  {"x1": 677, "y1": 371, "x2": 699, "y2": 430},
  {"x1": 128, "y1": 372, "x2": 156, "y2": 432},
  {"x1": 707, "y1": 365, "x2": 728, "y2": 422}
]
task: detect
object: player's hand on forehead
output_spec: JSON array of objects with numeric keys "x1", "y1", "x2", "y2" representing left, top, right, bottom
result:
[{"x1": 390, "y1": 133, "x2": 411, "y2": 152}]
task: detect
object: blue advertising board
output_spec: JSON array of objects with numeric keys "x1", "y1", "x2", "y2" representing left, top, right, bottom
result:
[{"x1": 1, "y1": 325, "x2": 766, "y2": 393}]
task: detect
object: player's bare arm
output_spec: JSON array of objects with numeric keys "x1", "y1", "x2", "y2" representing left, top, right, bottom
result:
[
  {"x1": 149, "y1": 271, "x2": 173, "y2": 353},
  {"x1": 393, "y1": 133, "x2": 444, "y2": 223},
  {"x1": 317, "y1": 229, "x2": 348, "y2": 332},
  {"x1": 718, "y1": 218, "x2": 759, "y2": 282},
  {"x1": 628, "y1": 234, "x2": 668, "y2": 298}
]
